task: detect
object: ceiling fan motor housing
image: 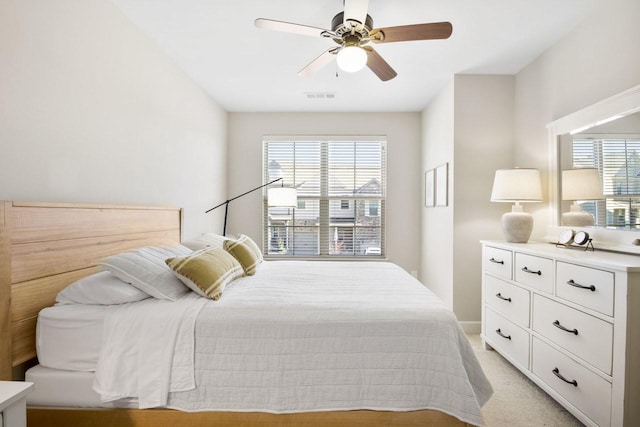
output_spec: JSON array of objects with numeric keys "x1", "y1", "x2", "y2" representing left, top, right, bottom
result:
[{"x1": 331, "y1": 11, "x2": 374, "y2": 40}]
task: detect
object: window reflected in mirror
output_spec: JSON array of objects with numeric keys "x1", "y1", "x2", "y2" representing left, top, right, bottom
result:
[{"x1": 570, "y1": 135, "x2": 640, "y2": 229}]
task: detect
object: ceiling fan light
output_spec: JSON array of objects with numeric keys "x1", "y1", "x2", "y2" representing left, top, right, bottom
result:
[{"x1": 336, "y1": 46, "x2": 367, "y2": 72}]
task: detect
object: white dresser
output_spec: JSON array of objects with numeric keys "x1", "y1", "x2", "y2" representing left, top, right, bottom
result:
[{"x1": 481, "y1": 241, "x2": 640, "y2": 427}]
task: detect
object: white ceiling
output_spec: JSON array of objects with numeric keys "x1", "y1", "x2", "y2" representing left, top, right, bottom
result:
[{"x1": 111, "y1": 0, "x2": 595, "y2": 112}]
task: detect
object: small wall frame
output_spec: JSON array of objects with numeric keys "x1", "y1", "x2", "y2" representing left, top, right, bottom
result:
[
  {"x1": 425, "y1": 169, "x2": 435, "y2": 207},
  {"x1": 435, "y1": 163, "x2": 448, "y2": 207}
]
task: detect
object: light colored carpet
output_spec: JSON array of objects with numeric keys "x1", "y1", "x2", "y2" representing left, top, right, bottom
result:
[{"x1": 467, "y1": 334, "x2": 584, "y2": 427}]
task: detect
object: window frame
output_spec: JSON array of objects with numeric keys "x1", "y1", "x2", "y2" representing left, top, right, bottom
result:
[{"x1": 263, "y1": 136, "x2": 386, "y2": 258}]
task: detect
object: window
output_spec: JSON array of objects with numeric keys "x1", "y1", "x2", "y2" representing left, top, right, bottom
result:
[
  {"x1": 366, "y1": 200, "x2": 379, "y2": 217},
  {"x1": 572, "y1": 135, "x2": 640, "y2": 228},
  {"x1": 264, "y1": 137, "x2": 386, "y2": 257}
]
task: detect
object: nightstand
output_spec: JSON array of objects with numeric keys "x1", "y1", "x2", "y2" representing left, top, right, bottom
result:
[{"x1": 0, "y1": 381, "x2": 33, "y2": 427}]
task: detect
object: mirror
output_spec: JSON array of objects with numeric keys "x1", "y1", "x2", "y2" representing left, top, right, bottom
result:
[
  {"x1": 547, "y1": 84, "x2": 640, "y2": 249},
  {"x1": 559, "y1": 110, "x2": 640, "y2": 229}
]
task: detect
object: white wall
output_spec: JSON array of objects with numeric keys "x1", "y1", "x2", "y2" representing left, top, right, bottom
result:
[
  {"x1": 421, "y1": 80, "x2": 455, "y2": 308},
  {"x1": 227, "y1": 112, "x2": 422, "y2": 274},
  {"x1": 0, "y1": 0, "x2": 228, "y2": 239},
  {"x1": 421, "y1": 76, "x2": 514, "y2": 321},
  {"x1": 452, "y1": 75, "x2": 514, "y2": 322},
  {"x1": 514, "y1": 0, "x2": 640, "y2": 238}
]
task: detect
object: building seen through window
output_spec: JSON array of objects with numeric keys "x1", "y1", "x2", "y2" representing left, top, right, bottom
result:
[{"x1": 264, "y1": 138, "x2": 386, "y2": 256}]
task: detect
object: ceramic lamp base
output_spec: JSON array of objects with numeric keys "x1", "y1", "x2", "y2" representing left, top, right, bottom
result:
[
  {"x1": 501, "y1": 211, "x2": 533, "y2": 243},
  {"x1": 561, "y1": 211, "x2": 594, "y2": 227}
]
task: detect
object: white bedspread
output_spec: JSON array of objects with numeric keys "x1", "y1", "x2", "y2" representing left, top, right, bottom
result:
[
  {"x1": 93, "y1": 292, "x2": 207, "y2": 408},
  {"x1": 164, "y1": 261, "x2": 493, "y2": 426}
]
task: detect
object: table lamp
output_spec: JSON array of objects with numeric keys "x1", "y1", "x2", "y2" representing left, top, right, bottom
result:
[{"x1": 491, "y1": 168, "x2": 543, "y2": 243}]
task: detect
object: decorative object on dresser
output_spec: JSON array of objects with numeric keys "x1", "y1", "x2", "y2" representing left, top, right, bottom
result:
[
  {"x1": 561, "y1": 168, "x2": 603, "y2": 227},
  {"x1": 481, "y1": 240, "x2": 640, "y2": 426},
  {"x1": 555, "y1": 229, "x2": 595, "y2": 251},
  {"x1": 557, "y1": 229, "x2": 576, "y2": 246},
  {"x1": 490, "y1": 168, "x2": 543, "y2": 243},
  {"x1": 205, "y1": 177, "x2": 297, "y2": 236}
]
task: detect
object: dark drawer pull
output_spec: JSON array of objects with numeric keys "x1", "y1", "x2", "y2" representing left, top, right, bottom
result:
[
  {"x1": 496, "y1": 293, "x2": 512, "y2": 302},
  {"x1": 521, "y1": 266, "x2": 541, "y2": 276},
  {"x1": 552, "y1": 367, "x2": 578, "y2": 387},
  {"x1": 567, "y1": 279, "x2": 596, "y2": 292},
  {"x1": 553, "y1": 320, "x2": 578, "y2": 335},
  {"x1": 495, "y1": 328, "x2": 511, "y2": 340},
  {"x1": 489, "y1": 257, "x2": 504, "y2": 265}
]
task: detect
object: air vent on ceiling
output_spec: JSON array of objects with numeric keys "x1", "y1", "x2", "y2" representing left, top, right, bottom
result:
[{"x1": 305, "y1": 92, "x2": 336, "y2": 99}]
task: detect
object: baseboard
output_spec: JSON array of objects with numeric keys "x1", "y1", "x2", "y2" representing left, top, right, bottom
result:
[{"x1": 458, "y1": 321, "x2": 481, "y2": 334}]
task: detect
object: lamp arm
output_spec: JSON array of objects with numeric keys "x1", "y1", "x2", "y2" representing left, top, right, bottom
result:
[
  {"x1": 205, "y1": 177, "x2": 284, "y2": 236},
  {"x1": 205, "y1": 178, "x2": 283, "y2": 213}
]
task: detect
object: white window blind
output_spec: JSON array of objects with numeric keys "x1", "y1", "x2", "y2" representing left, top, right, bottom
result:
[
  {"x1": 264, "y1": 137, "x2": 386, "y2": 257},
  {"x1": 572, "y1": 136, "x2": 640, "y2": 228}
]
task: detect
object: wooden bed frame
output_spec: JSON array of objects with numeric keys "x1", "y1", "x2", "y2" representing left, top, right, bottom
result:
[{"x1": 0, "y1": 201, "x2": 471, "y2": 427}]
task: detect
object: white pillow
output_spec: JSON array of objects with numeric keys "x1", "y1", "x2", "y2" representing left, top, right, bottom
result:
[
  {"x1": 56, "y1": 271, "x2": 150, "y2": 305},
  {"x1": 181, "y1": 233, "x2": 230, "y2": 251},
  {"x1": 98, "y1": 245, "x2": 192, "y2": 301}
]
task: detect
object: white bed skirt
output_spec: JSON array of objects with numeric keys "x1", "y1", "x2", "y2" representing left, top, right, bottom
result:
[{"x1": 25, "y1": 365, "x2": 136, "y2": 408}]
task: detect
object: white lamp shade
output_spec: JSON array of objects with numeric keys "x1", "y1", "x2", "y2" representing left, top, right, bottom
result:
[
  {"x1": 336, "y1": 46, "x2": 367, "y2": 73},
  {"x1": 491, "y1": 168, "x2": 542, "y2": 243},
  {"x1": 267, "y1": 187, "x2": 297, "y2": 208},
  {"x1": 490, "y1": 169, "x2": 543, "y2": 202},
  {"x1": 562, "y1": 168, "x2": 603, "y2": 200}
]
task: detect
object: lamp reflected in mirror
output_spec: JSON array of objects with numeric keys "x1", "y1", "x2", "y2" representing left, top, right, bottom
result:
[{"x1": 561, "y1": 168, "x2": 603, "y2": 227}]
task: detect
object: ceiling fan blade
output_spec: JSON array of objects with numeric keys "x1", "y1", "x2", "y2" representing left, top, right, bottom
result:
[
  {"x1": 363, "y1": 46, "x2": 397, "y2": 81},
  {"x1": 343, "y1": 0, "x2": 369, "y2": 27},
  {"x1": 371, "y1": 22, "x2": 453, "y2": 43},
  {"x1": 255, "y1": 18, "x2": 328, "y2": 38},
  {"x1": 298, "y1": 48, "x2": 337, "y2": 78}
]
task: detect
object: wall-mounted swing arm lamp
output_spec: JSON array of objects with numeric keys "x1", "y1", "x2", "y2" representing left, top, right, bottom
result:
[{"x1": 205, "y1": 177, "x2": 297, "y2": 236}]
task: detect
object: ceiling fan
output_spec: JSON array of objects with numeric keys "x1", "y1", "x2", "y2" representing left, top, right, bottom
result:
[{"x1": 255, "y1": 0, "x2": 452, "y2": 81}]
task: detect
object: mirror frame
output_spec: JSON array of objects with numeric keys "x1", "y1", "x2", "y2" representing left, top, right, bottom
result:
[
  {"x1": 547, "y1": 85, "x2": 640, "y2": 253},
  {"x1": 546, "y1": 84, "x2": 640, "y2": 250}
]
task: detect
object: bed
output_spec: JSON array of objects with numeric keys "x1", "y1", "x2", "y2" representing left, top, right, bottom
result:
[{"x1": 0, "y1": 201, "x2": 491, "y2": 427}]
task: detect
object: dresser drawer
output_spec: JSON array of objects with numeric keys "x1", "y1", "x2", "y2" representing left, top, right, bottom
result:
[
  {"x1": 484, "y1": 275, "x2": 530, "y2": 328},
  {"x1": 485, "y1": 307, "x2": 529, "y2": 370},
  {"x1": 532, "y1": 337, "x2": 611, "y2": 427},
  {"x1": 533, "y1": 295, "x2": 613, "y2": 374},
  {"x1": 556, "y1": 262, "x2": 614, "y2": 317},
  {"x1": 484, "y1": 246, "x2": 512, "y2": 280},
  {"x1": 514, "y1": 253, "x2": 553, "y2": 294}
]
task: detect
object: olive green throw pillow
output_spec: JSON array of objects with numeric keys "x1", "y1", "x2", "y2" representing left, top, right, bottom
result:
[
  {"x1": 224, "y1": 234, "x2": 263, "y2": 276},
  {"x1": 165, "y1": 247, "x2": 244, "y2": 300}
]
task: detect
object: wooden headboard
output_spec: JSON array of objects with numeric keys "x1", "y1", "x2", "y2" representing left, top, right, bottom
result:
[{"x1": 0, "y1": 201, "x2": 182, "y2": 380}]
